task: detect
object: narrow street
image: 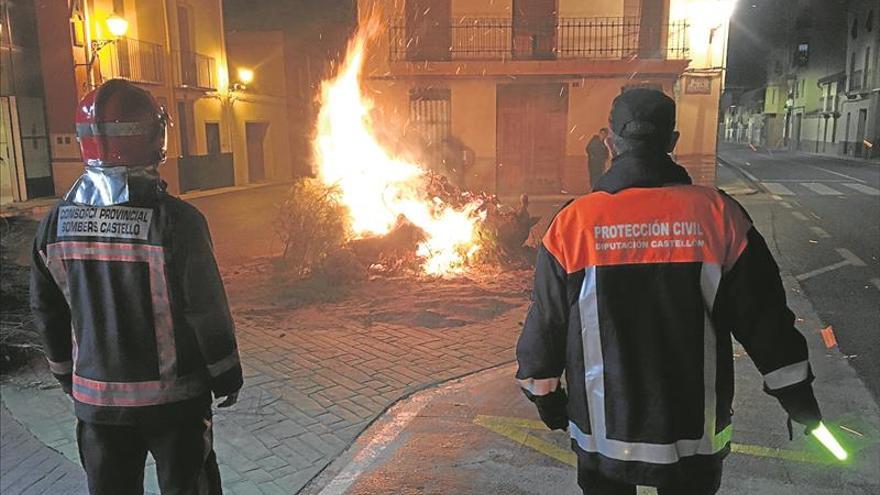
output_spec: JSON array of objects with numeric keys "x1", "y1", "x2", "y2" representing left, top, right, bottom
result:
[{"x1": 717, "y1": 144, "x2": 880, "y2": 399}]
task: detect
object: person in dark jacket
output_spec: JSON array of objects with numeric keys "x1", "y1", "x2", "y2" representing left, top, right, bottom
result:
[
  {"x1": 585, "y1": 128, "x2": 611, "y2": 190},
  {"x1": 30, "y1": 79, "x2": 243, "y2": 495},
  {"x1": 516, "y1": 89, "x2": 822, "y2": 495}
]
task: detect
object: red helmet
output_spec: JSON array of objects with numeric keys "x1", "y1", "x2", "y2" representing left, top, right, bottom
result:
[{"x1": 76, "y1": 79, "x2": 168, "y2": 167}]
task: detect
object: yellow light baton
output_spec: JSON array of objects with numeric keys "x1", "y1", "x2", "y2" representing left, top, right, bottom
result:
[{"x1": 811, "y1": 422, "x2": 848, "y2": 461}]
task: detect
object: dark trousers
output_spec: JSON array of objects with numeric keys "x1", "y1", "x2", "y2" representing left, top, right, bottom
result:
[
  {"x1": 77, "y1": 411, "x2": 222, "y2": 495},
  {"x1": 578, "y1": 466, "x2": 722, "y2": 495},
  {"x1": 588, "y1": 159, "x2": 605, "y2": 190}
]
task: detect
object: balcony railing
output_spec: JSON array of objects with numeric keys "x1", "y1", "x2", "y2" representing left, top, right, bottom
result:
[
  {"x1": 390, "y1": 17, "x2": 689, "y2": 62},
  {"x1": 174, "y1": 50, "x2": 216, "y2": 90},
  {"x1": 99, "y1": 37, "x2": 165, "y2": 85}
]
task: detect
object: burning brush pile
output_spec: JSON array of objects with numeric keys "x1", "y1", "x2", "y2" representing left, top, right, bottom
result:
[{"x1": 275, "y1": 19, "x2": 536, "y2": 281}]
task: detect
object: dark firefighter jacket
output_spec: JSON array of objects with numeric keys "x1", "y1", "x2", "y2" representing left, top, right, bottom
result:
[
  {"x1": 30, "y1": 179, "x2": 243, "y2": 425},
  {"x1": 515, "y1": 151, "x2": 821, "y2": 486}
]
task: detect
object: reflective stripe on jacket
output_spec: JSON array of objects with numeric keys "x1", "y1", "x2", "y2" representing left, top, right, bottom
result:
[
  {"x1": 516, "y1": 152, "x2": 818, "y2": 486},
  {"x1": 31, "y1": 186, "x2": 243, "y2": 425}
]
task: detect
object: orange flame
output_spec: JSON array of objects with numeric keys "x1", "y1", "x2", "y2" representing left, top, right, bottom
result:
[{"x1": 314, "y1": 17, "x2": 484, "y2": 276}]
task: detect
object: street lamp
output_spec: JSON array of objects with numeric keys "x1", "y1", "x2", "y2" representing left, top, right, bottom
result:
[
  {"x1": 80, "y1": 14, "x2": 129, "y2": 87},
  {"x1": 232, "y1": 67, "x2": 254, "y2": 91}
]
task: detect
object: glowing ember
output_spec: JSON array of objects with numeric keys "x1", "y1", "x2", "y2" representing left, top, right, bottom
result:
[{"x1": 314, "y1": 18, "x2": 485, "y2": 276}]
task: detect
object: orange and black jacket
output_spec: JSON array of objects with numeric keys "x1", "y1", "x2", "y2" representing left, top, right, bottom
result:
[
  {"x1": 515, "y1": 152, "x2": 820, "y2": 486},
  {"x1": 30, "y1": 181, "x2": 243, "y2": 425}
]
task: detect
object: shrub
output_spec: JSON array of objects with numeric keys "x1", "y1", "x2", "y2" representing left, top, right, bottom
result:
[{"x1": 274, "y1": 179, "x2": 348, "y2": 279}]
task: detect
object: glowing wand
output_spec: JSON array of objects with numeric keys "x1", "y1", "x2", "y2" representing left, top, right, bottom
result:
[{"x1": 811, "y1": 422, "x2": 848, "y2": 461}]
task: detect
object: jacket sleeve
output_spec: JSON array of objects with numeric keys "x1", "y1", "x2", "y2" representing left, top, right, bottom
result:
[
  {"x1": 179, "y1": 210, "x2": 243, "y2": 397},
  {"x1": 29, "y1": 215, "x2": 73, "y2": 394},
  {"x1": 515, "y1": 243, "x2": 570, "y2": 430},
  {"x1": 715, "y1": 200, "x2": 821, "y2": 430}
]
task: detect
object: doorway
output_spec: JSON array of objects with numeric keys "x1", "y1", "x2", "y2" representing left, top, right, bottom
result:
[
  {"x1": 496, "y1": 83, "x2": 568, "y2": 195},
  {"x1": 856, "y1": 109, "x2": 867, "y2": 157},
  {"x1": 793, "y1": 113, "x2": 803, "y2": 151},
  {"x1": 246, "y1": 122, "x2": 269, "y2": 183},
  {"x1": 512, "y1": 0, "x2": 557, "y2": 59}
]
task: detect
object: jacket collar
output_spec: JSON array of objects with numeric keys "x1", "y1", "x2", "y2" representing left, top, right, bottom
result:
[
  {"x1": 594, "y1": 151, "x2": 692, "y2": 194},
  {"x1": 64, "y1": 165, "x2": 165, "y2": 206}
]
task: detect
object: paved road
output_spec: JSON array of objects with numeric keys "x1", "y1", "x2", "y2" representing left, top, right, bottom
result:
[{"x1": 718, "y1": 144, "x2": 880, "y2": 400}]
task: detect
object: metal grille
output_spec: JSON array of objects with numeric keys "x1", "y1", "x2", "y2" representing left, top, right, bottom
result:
[
  {"x1": 174, "y1": 50, "x2": 217, "y2": 90},
  {"x1": 409, "y1": 88, "x2": 451, "y2": 167},
  {"x1": 390, "y1": 17, "x2": 690, "y2": 62},
  {"x1": 99, "y1": 37, "x2": 165, "y2": 85}
]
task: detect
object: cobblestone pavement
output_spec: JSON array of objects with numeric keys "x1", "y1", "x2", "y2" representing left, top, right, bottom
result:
[
  {"x1": 1, "y1": 271, "x2": 530, "y2": 494},
  {"x1": 0, "y1": 403, "x2": 87, "y2": 495}
]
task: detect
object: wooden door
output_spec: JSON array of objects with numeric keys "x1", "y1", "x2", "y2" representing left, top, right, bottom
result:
[
  {"x1": 405, "y1": 0, "x2": 451, "y2": 60},
  {"x1": 512, "y1": 0, "x2": 557, "y2": 59},
  {"x1": 496, "y1": 84, "x2": 568, "y2": 195},
  {"x1": 246, "y1": 122, "x2": 268, "y2": 182},
  {"x1": 856, "y1": 109, "x2": 867, "y2": 157}
]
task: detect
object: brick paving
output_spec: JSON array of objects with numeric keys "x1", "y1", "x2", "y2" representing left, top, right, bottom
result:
[
  {"x1": 0, "y1": 403, "x2": 86, "y2": 495},
  {"x1": 1, "y1": 272, "x2": 529, "y2": 494}
]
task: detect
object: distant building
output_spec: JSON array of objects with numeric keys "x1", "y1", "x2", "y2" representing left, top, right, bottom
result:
[
  {"x1": 840, "y1": 0, "x2": 879, "y2": 159},
  {"x1": 749, "y1": 0, "x2": 877, "y2": 159},
  {"x1": 356, "y1": 0, "x2": 735, "y2": 194},
  {"x1": 0, "y1": 0, "x2": 293, "y2": 206},
  {"x1": 720, "y1": 87, "x2": 765, "y2": 145}
]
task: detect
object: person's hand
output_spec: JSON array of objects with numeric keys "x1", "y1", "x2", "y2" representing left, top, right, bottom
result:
[
  {"x1": 216, "y1": 391, "x2": 239, "y2": 408},
  {"x1": 531, "y1": 387, "x2": 569, "y2": 431}
]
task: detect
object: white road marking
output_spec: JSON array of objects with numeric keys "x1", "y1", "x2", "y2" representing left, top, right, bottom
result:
[
  {"x1": 801, "y1": 183, "x2": 843, "y2": 195},
  {"x1": 809, "y1": 226, "x2": 831, "y2": 239},
  {"x1": 317, "y1": 366, "x2": 507, "y2": 495},
  {"x1": 740, "y1": 169, "x2": 759, "y2": 182},
  {"x1": 796, "y1": 261, "x2": 851, "y2": 281},
  {"x1": 791, "y1": 211, "x2": 809, "y2": 221},
  {"x1": 795, "y1": 248, "x2": 866, "y2": 281},
  {"x1": 836, "y1": 248, "x2": 867, "y2": 266},
  {"x1": 779, "y1": 202, "x2": 793, "y2": 209},
  {"x1": 869, "y1": 278, "x2": 880, "y2": 291},
  {"x1": 763, "y1": 183, "x2": 795, "y2": 195},
  {"x1": 840, "y1": 183, "x2": 880, "y2": 196},
  {"x1": 805, "y1": 164, "x2": 867, "y2": 183}
]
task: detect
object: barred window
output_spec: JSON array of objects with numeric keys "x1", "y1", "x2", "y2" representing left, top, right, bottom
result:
[{"x1": 408, "y1": 88, "x2": 451, "y2": 166}]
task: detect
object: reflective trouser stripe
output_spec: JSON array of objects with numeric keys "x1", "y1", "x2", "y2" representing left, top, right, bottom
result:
[
  {"x1": 763, "y1": 360, "x2": 810, "y2": 390},
  {"x1": 518, "y1": 377, "x2": 560, "y2": 396}
]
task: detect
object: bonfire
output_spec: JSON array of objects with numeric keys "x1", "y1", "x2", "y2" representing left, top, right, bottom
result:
[{"x1": 313, "y1": 17, "x2": 487, "y2": 276}]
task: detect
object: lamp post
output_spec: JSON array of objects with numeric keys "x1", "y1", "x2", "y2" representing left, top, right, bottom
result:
[
  {"x1": 232, "y1": 67, "x2": 254, "y2": 92},
  {"x1": 83, "y1": 14, "x2": 129, "y2": 88}
]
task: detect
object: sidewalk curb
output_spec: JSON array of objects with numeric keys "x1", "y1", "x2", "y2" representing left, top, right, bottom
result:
[
  {"x1": 299, "y1": 359, "x2": 517, "y2": 494},
  {"x1": 717, "y1": 156, "x2": 765, "y2": 193}
]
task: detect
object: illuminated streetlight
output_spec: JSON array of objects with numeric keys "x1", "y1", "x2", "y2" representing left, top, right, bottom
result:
[
  {"x1": 237, "y1": 68, "x2": 254, "y2": 85},
  {"x1": 76, "y1": 14, "x2": 130, "y2": 88},
  {"x1": 231, "y1": 67, "x2": 254, "y2": 92},
  {"x1": 106, "y1": 14, "x2": 129, "y2": 38}
]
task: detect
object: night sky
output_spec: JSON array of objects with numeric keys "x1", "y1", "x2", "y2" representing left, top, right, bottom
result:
[{"x1": 725, "y1": 0, "x2": 790, "y2": 90}]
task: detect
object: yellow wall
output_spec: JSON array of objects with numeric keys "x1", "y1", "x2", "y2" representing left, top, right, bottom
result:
[
  {"x1": 356, "y1": 0, "x2": 732, "y2": 191},
  {"x1": 227, "y1": 31, "x2": 292, "y2": 182}
]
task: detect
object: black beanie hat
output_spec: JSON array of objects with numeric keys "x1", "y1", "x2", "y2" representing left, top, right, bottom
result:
[{"x1": 610, "y1": 89, "x2": 676, "y2": 142}]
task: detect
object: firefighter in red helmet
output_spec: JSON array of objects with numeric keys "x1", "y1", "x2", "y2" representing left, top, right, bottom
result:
[{"x1": 30, "y1": 79, "x2": 242, "y2": 494}]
